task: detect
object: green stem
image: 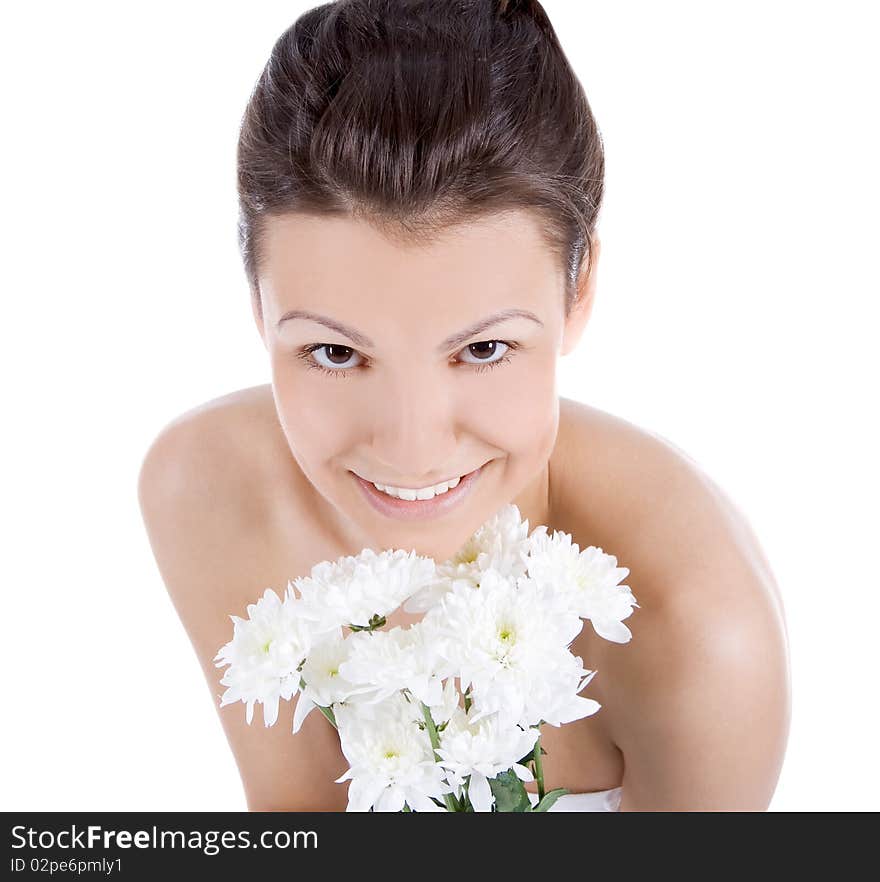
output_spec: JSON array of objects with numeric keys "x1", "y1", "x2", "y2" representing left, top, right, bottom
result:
[
  {"x1": 420, "y1": 701, "x2": 460, "y2": 812},
  {"x1": 532, "y1": 728, "x2": 545, "y2": 801}
]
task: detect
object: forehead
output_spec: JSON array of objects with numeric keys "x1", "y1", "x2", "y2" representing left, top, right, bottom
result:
[{"x1": 258, "y1": 209, "x2": 561, "y2": 303}]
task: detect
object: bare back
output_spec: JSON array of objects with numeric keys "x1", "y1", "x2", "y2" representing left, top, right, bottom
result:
[{"x1": 138, "y1": 384, "x2": 783, "y2": 810}]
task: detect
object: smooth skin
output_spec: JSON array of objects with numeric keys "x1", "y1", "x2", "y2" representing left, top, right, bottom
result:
[{"x1": 138, "y1": 210, "x2": 790, "y2": 811}]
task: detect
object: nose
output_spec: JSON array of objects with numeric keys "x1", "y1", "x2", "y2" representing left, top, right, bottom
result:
[{"x1": 366, "y1": 369, "x2": 460, "y2": 482}]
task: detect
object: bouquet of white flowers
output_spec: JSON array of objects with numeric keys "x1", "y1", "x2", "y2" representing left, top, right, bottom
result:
[{"x1": 214, "y1": 503, "x2": 638, "y2": 812}]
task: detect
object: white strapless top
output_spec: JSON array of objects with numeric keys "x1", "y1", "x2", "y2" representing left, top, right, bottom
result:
[{"x1": 526, "y1": 786, "x2": 623, "y2": 812}]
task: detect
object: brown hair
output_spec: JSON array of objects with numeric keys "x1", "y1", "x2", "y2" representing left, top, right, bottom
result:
[{"x1": 237, "y1": 0, "x2": 605, "y2": 322}]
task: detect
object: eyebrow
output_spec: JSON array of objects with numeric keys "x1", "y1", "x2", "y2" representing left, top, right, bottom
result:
[{"x1": 276, "y1": 308, "x2": 544, "y2": 351}]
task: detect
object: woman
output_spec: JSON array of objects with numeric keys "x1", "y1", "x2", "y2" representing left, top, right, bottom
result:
[{"x1": 138, "y1": 0, "x2": 790, "y2": 811}]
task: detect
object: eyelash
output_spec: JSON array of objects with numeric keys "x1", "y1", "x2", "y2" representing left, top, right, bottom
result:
[{"x1": 295, "y1": 340, "x2": 521, "y2": 379}]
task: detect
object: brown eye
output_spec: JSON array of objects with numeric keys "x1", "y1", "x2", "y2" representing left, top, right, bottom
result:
[
  {"x1": 324, "y1": 345, "x2": 355, "y2": 365},
  {"x1": 296, "y1": 339, "x2": 519, "y2": 377},
  {"x1": 458, "y1": 340, "x2": 510, "y2": 366},
  {"x1": 308, "y1": 344, "x2": 363, "y2": 371}
]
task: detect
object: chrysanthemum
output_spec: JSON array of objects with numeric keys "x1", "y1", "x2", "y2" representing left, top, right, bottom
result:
[
  {"x1": 435, "y1": 708, "x2": 539, "y2": 812},
  {"x1": 292, "y1": 548, "x2": 437, "y2": 631},
  {"x1": 524, "y1": 654, "x2": 602, "y2": 728},
  {"x1": 338, "y1": 622, "x2": 446, "y2": 708},
  {"x1": 213, "y1": 587, "x2": 313, "y2": 727},
  {"x1": 292, "y1": 631, "x2": 376, "y2": 734},
  {"x1": 422, "y1": 568, "x2": 584, "y2": 728},
  {"x1": 334, "y1": 692, "x2": 453, "y2": 812},
  {"x1": 404, "y1": 503, "x2": 532, "y2": 613},
  {"x1": 527, "y1": 526, "x2": 640, "y2": 642}
]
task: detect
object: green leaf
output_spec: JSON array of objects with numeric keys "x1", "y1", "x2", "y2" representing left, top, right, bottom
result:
[
  {"x1": 315, "y1": 703, "x2": 337, "y2": 728},
  {"x1": 488, "y1": 769, "x2": 533, "y2": 812},
  {"x1": 349, "y1": 613, "x2": 387, "y2": 632},
  {"x1": 530, "y1": 788, "x2": 570, "y2": 812}
]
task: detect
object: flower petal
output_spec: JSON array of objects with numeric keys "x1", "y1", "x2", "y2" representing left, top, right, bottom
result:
[
  {"x1": 292, "y1": 692, "x2": 316, "y2": 734},
  {"x1": 592, "y1": 618, "x2": 633, "y2": 643},
  {"x1": 468, "y1": 771, "x2": 495, "y2": 812},
  {"x1": 512, "y1": 762, "x2": 534, "y2": 782}
]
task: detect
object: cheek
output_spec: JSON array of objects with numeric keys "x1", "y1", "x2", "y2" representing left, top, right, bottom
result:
[
  {"x1": 269, "y1": 362, "x2": 352, "y2": 459},
  {"x1": 466, "y1": 364, "x2": 558, "y2": 457},
  {"x1": 475, "y1": 350, "x2": 556, "y2": 409}
]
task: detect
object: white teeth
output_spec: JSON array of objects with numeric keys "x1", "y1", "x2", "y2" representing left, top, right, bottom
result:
[{"x1": 373, "y1": 475, "x2": 462, "y2": 500}]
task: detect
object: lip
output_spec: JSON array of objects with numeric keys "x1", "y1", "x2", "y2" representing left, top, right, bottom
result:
[{"x1": 352, "y1": 464, "x2": 485, "y2": 522}]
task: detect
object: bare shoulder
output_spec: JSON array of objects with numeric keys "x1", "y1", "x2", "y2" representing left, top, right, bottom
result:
[
  {"x1": 556, "y1": 396, "x2": 786, "y2": 618},
  {"x1": 137, "y1": 384, "x2": 276, "y2": 504},
  {"x1": 556, "y1": 398, "x2": 791, "y2": 809},
  {"x1": 137, "y1": 385, "x2": 348, "y2": 810}
]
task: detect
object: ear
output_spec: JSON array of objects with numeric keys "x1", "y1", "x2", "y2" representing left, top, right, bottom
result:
[{"x1": 560, "y1": 236, "x2": 601, "y2": 356}]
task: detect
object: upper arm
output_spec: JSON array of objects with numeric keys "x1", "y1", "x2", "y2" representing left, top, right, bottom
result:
[
  {"x1": 602, "y1": 510, "x2": 791, "y2": 811},
  {"x1": 137, "y1": 412, "x2": 349, "y2": 811},
  {"x1": 566, "y1": 403, "x2": 791, "y2": 811},
  {"x1": 564, "y1": 407, "x2": 791, "y2": 809}
]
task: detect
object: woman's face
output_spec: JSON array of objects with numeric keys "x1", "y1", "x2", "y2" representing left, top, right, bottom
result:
[{"x1": 254, "y1": 209, "x2": 596, "y2": 561}]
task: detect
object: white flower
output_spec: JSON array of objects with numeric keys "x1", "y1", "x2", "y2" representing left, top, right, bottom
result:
[
  {"x1": 422, "y1": 568, "x2": 584, "y2": 728},
  {"x1": 292, "y1": 631, "x2": 376, "y2": 734},
  {"x1": 527, "y1": 527, "x2": 639, "y2": 642},
  {"x1": 214, "y1": 497, "x2": 640, "y2": 812},
  {"x1": 425, "y1": 675, "x2": 462, "y2": 729},
  {"x1": 404, "y1": 503, "x2": 532, "y2": 613},
  {"x1": 435, "y1": 709, "x2": 540, "y2": 812},
  {"x1": 292, "y1": 548, "x2": 437, "y2": 631},
  {"x1": 525, "y1": 654, "x2": 602, "y2": 728},
  {"x1": 334, "y1": 692, "x2": 453, "y2": 812},
  {"x1": 213, "y1": 587, "x2": 312, "y2": 727},
  {"x1": 338, "y1": 622, "x2": 446, "y2": 708}
]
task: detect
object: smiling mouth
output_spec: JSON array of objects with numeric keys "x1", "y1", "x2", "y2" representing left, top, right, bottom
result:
[
  {"x1": 353, "y1": 470, "x2": 473, "y2": 491},
  {"x1": 352, "y1": 462, "x2": 486, "y2": 519}
]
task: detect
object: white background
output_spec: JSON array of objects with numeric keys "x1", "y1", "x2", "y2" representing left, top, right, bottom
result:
[{"x1": 2, "y1": 0, "x2": 877, "y2": 811}]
